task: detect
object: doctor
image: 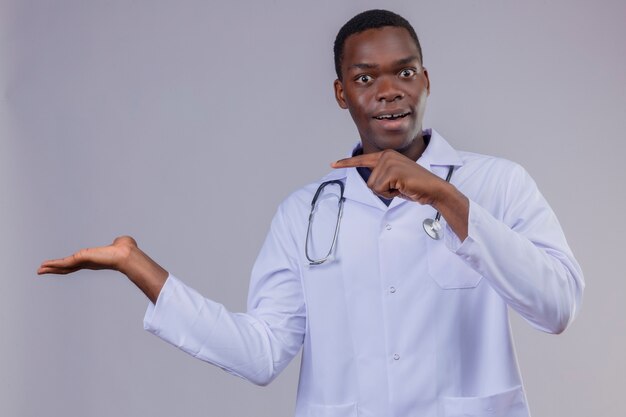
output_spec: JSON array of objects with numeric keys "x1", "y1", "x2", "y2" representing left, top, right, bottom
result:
[{"x1": 38, "y1": 9, "x2": 584, "y2": 417}]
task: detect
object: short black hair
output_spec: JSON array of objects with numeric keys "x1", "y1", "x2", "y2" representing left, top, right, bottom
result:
[{"x1": 333, "y1": 9, "x2": 423, "y2": 80}]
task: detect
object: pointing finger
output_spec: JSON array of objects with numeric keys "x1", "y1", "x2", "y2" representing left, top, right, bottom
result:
[{"x1": 331, "y1": 152, "x2": 382, "y2": 169}]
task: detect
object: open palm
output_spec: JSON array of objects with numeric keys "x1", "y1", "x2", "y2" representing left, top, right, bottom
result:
[{"x1": 37, "y1": 236, "x2": 137, "y2": 275}]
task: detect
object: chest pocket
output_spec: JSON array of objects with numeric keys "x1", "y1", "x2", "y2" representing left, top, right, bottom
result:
[{"x1": 426, "y1": 236, "x2": 482, "y2": 289}]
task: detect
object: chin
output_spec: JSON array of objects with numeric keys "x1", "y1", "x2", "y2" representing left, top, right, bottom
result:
[{"x1": 373, "y1": 135, "x2": 415, "y2": 152}]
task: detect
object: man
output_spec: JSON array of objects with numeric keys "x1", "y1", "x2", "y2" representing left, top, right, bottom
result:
[{"x1": 39, "y1": 9, "x2": 584, "y2": 417}]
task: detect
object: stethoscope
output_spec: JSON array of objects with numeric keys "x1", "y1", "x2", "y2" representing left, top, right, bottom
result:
[
  {"x1": 422, "y1": 165, "x2": 454, "y2": 240},
  {"x1": 305, "y1": 166, "x2": 454, "y2": 265},
  {"x1": 305, "y1": 180, "x2": 345, "y2": 265}
]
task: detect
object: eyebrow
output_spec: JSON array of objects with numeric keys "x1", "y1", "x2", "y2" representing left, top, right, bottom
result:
[{"x1": 349, "y1": 55, "x2": 420, "y2": 71}]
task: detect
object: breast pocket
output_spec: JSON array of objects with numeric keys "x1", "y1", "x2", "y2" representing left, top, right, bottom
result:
[{"x1": 426, "y1": 237, "x2": 482, "y2": 289}]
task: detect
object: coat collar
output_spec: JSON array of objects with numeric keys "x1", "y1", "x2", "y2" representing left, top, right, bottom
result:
[{"x1": 417, "y1": 128, "x2": 464, "y2": 169}]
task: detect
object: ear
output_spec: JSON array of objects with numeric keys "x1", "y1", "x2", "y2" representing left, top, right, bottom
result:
[
  {"x1": 423, "y1": 68, "x2": 431, "y2": 96},
  {"x1": 334, "y1": 79, "x2": 348, "y2": 109}
]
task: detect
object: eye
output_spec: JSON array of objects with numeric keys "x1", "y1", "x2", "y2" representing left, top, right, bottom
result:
[
  {"x1": 355, "y1": 74, "x2": 373, "y2": 84},
  {"x1": 399, "y1": 68, "x2": 417, "y2": 78}
]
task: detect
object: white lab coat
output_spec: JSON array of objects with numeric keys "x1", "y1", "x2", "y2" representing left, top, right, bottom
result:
[{"x1": 144, "y1": 130, "x2": 584, "y2": 417}]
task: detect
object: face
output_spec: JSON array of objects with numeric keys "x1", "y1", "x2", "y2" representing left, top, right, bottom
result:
[{"x1": 334, "y1": 26, "x2": 430, "y2": 157}]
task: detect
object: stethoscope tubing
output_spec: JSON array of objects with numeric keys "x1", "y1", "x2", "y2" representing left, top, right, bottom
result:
[
  {"x1": 423, "y1": 165, "x2": 455, "y2": 240},
  {"x1": 307, "y1": 165, "x2": 455, "y2": 264}
]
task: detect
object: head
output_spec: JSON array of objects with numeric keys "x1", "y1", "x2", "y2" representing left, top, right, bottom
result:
[{"x1": 333, "y1": 10, "x2": 430, "y2": 158}]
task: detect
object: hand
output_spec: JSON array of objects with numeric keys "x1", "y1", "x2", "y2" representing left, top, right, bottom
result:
[
  {"x1": 37, "y1": 236, "x2": 137, "y2": 275},
  {"x1": 331, "y1": 149, "x2": 448, "y2": 206},
  {"x1": 38, "y1": 236, "x2": 168, "y2": 303},
  {"x1": 331, "y1": 149, "x2": 469, "y2": 240}
]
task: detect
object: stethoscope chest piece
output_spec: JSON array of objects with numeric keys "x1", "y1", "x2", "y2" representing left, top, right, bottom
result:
[
  {"x1": 423, "y1": 218, "x2": 443, "y2": 240},
  {"x1": 422, "y1": 165, "x2": 455, "y2": 241}
]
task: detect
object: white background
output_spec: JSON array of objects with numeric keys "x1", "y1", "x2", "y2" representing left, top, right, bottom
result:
[{"x1": 1, "y1": 0, "x2": 624, "y2": 416}]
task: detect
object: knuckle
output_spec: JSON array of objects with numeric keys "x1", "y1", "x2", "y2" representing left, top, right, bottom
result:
[
  {"x1": 380, "y1": 149, "x2": 393, "y2": 159},
  {"x1": 114, "y1": 235, "x2": 137, "y2": 246}
]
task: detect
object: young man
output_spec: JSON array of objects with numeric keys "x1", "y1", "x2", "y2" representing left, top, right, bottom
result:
[{"x1": 39, "y1": 10, "x2": 584, "y2": 417}]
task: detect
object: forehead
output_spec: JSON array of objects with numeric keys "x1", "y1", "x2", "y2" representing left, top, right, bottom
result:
[{"x1": 342, "y1": 26, "x2": 420, "y2": 69}]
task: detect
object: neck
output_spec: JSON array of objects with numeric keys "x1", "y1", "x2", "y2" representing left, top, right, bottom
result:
[{"x1": 399, "y1": 133, "x2": 427, "y2": 161}]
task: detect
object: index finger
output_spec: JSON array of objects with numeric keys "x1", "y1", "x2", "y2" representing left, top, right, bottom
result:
[{"x1": 331, "y1": 152, "x2": 381, "y2": 169}]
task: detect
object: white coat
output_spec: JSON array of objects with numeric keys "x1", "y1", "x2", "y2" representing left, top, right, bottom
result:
[{"x1": 144, "y1": 130, "x2": 584, "y2": 417}]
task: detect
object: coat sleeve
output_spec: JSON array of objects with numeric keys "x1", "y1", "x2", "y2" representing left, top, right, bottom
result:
[
  {"x1": 143, "y1": 203, "x2": 306, "y2": 386},
  {"x1": 444, "y1": 164, "x2": 585, "y2": 334}
]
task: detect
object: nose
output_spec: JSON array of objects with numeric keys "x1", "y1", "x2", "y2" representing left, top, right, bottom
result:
[{"x1": 376, "y1": 76, "x2": 404, "y2": 102}]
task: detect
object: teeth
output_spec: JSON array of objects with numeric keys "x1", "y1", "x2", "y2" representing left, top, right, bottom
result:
[{"x1": 375, "y1": 112, "x2": 409, "y2": 120}]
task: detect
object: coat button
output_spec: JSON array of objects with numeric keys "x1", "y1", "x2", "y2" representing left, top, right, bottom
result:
[
  {"x1": 385, "y1": 224, "x2": 392, "y2": 230},
  {"x1": 393, "y1": 354, "x2": 400, "y2": 360},
  {"x1": 389, "y1": 286, "x2": 396, "y2": 294}
]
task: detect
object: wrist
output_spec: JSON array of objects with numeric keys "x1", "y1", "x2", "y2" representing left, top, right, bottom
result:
[
  {"x1": 432, "y1": 181, "x2": 458, "y2": 211},
  {"x1": 106, "y1": 236, "x2": 168, "y2": 303},
  {"x1": 115, "y1": 244, "x2": 141, "y2": 275},
  {"x1": 120, "y1": 246, "x2": 168, "y2": 303},
  {"x1": 433, "y1": 183, "x2": 469, "y2": 241}
]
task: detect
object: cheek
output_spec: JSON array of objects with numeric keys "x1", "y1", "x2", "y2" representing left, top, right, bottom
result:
[
  {"x1": 345, "y1": 94, "x2": 370, "y2": 121},
  {"x1": 351, "y1": 94, "x2": 373, "y2": 119},
  {"x1": 415, "y1": 90, "x2": 429, "y2": 114}
]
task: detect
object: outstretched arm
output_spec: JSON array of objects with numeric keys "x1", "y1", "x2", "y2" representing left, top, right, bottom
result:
[
  {"x1": 37, "y1": 228, "x2": 304, "y2": 386},
  {"x1": 37, "y1": 236, "x2": 168, "y2": 303}
]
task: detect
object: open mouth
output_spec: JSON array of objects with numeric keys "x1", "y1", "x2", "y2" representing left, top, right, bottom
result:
[{"x1": 374, "y1": 112, "x2": 411, "y2": 121}]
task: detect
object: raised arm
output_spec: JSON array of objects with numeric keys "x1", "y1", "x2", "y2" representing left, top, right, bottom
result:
[
  {"x1": 332, "y1": 150, "x2": 584, "y2": 334},
  {"x1": 37, "y1": 236, "x2": 168, "y2": 303}
]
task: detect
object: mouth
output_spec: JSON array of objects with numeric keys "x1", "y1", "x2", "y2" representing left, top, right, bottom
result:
[
  {"x1": 373, "y1": 111, "x2": 411, "y2": 121},
  {"x1": 372, "y1": 111, "x2": 412, "y2": 131}
]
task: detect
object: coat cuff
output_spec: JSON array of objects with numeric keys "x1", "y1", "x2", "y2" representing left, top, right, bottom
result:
[
  {"x1": 143, "y1": 274, "x2": 224, "y2": 357},
  {"x1": 143, "y1": 273, "x2": 177, "y2": 335}
]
